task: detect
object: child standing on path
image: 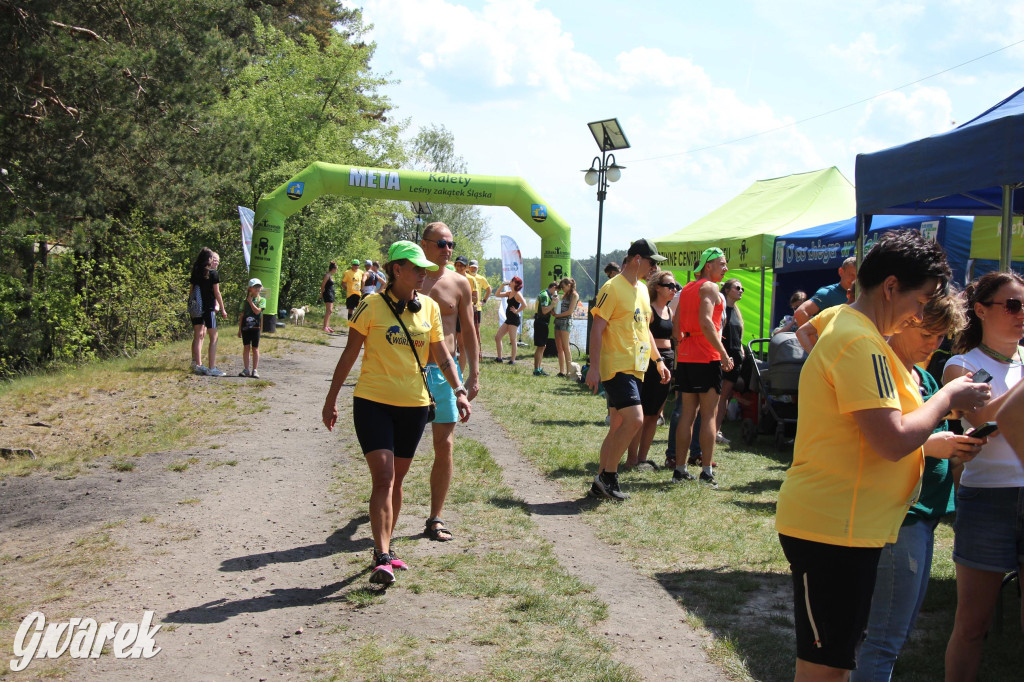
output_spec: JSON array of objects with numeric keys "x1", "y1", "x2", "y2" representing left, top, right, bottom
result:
[{"x1": 238, "y1": 278, "x2": 266, "y2": 378}]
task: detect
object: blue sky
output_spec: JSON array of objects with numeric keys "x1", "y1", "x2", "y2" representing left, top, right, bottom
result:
[{"x1": 356, "y1": 0, "x2": 1024, "y2": 259}]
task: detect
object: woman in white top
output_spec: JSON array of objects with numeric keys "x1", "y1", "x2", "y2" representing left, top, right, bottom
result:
[{"x1": 943, "y1": 271, "x2": 1024, "y2": 681}]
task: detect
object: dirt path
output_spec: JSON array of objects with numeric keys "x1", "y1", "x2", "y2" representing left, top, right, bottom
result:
[{"x1": 0, "y1": 335, "x2": 724, "y2": 681}]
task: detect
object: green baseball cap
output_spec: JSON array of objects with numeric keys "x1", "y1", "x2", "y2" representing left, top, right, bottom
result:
[
  {"x1": 387, "y1": 241, "x2": 439, "y2": 271},
  {"x1": 694, "y1": 247, "x2": 726, "y2": 276},
  {"x1": 351, "y1": 259, "x2": 360, "y2": 266}
]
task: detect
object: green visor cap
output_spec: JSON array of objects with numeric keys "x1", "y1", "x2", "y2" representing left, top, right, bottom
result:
[
  {"x1": 694, "y1": 247, "x2": 726, "y2": 275},
  {"x1": 387, "y1": 241, "x2": 439, "y2": 271},
  {"x1": 351, "y1": 259, "x2": 360, "y2": 266}
]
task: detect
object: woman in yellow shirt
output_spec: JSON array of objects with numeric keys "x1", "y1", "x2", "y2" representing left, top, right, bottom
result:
[
  {"x1": 322, "y1": 241, "x2": 471, "y2": 586},
  {"x1": 775, "y1": 231, "x2": 990, "y2": 681}
]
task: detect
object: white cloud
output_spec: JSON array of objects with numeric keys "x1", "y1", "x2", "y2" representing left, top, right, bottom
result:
[{"x1": 828, "y1": 33, "x2": 899, "y2": 77}]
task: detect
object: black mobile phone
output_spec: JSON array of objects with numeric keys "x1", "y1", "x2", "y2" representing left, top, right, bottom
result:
[
  {"x1": 965, "y1": 421, "x2": 998, "y2": 439},
  {"x1": 971, "y1": 368, "x2": 993, "y2": 384}
]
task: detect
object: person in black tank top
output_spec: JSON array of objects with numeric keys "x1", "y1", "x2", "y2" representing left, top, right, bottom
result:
[
  {"x1": 320, "y1": 261, "x2": 339, "y2": 332},
  {"x1": 494, "y1": 276, "x2": 525, "y2": 364},
  {"x1": 715, "y1": 279, "x2": 746, "y2": 444},
  {"x1": 627, "y1": 271, "x2": 680, "y2": 469}
]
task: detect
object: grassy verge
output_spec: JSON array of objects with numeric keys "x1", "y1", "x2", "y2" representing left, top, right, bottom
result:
[
  {"x1": 314, "y1": 437, "x2": 638, "y2": 682},
  {"x1": 0, "y1": 326, "x2": 325, "y2": 479},
  {"x1": 471, "y1": 351, "x2": 1024, "y2": 681}
]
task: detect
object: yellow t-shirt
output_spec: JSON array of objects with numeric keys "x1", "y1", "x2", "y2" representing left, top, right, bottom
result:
[
  {"x1": 462, "y1": 272, "x2": 480, "y2": 308},
  {"x1": 775, "y1": 306, "x2": 924, "y2": 547},
  {"x1": 590, "y1": 275, "x2": 652, "y2": 382},
  {"x1": 471, "y1": 273, "x2": 489, "y2": 311},
  {"x1": 349, "y1": 293, "x2": 444, "y2": 407},
  {"x1": 341, "y1": 268, "x2": 364, "y2": 297}
]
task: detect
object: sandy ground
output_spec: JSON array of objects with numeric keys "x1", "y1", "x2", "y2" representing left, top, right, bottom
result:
[{"x1": 0, "y1": 334, "x2": 725, "y2": 681}]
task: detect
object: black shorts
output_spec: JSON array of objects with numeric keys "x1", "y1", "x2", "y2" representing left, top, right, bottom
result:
[
  {"x1": 352, "y1": 397, "x2": 429, "y2": 459},
  {"x1": 674, "y1": 361, "x2": 722, "y2": 394},
  {"x1": 602, "y1": 372, "x2": 643, "y2": 410},
  {"x1": 779, "y1": 534, "x2": 882, "y2": 670},
  {"x1": 474, "y1": 310, "x2": 481, "y2": 325},
  {"x1": 241, "y1": 329, "x2": 261, "y2": 348},
  {"x1": 191, "y1": 310, "x2": 217, "y2": 329},
  {"x1": 641, "y1": 350, "x2": 674, "y2": 416},
  {"x1": 346, "y1": 294, "x2": 361, "y2": 310},
  {"x1": 323, "y1": 292, "x2": 335, "y2": 303},
  {"x1": 534, "y1": 316, "x2": 550, "y2": 347},
  {"x1": 723, "y1": 353, "x2": 742, "y2": 383}
]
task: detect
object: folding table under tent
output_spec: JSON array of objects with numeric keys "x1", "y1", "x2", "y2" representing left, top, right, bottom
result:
[
  {"x1": 856, "y1": 86, "x2": 1024, "y2": 271},
  {"x1": 653, "y1": 167, "x2": 856, "y2": 341}
]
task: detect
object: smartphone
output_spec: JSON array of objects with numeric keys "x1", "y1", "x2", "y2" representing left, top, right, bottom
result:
[
  {"x1": 965, "y1": 421, "x2": 998, "y2": 439},
  {"x1": 971, "y1": 368, "x2": 993, "y2": 384}
]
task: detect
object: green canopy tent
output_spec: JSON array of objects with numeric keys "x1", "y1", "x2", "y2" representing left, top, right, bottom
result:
[{"x1": 653, "y1": 167, "x2": 856, "y2": 341}]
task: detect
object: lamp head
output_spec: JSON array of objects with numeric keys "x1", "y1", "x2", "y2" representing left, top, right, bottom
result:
[
  {"x1": 607, "y1": 164, "x2": 623, "y2": 182},
  {"x1": 583, "y1": 168, "x2": 599, "y2": 186}
]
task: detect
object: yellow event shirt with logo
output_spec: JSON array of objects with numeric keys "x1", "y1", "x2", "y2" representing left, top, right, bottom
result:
[
  {"x1": 590, "y1": 275, "x2": 652, "y2": 382},
  {"x1": 341, "y1": 268, "x2": 364, "y2": 297},
  {"x1": 775, "y1": 306, "x2": 924, "y2": 547},
  {"x1": 462, "y1": 272, "x2": 480, "y2": 309},
  {"x1": 471, "y1": 273, "x2": 488, "y2": 311},
  {"x1": 349, "y1": 293, "x2": 443, "y2": 407}
]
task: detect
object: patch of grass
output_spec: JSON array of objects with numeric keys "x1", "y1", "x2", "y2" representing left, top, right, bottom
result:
[
  {"x1": 207, "y1": 459, "x2": 238, "y2": 468},
  {"x1": 473, "y1": 359, "x2": 1024, "y2": 681},
  {"x1": 111, "y1": 459, "x2": 135, "y2": 472},
  {"x1": 317, "y1": 436, "x2": 636, "y2": 682},
  {"x1": 0, "y1": 339, "x2": 283, "y2": 479},
  {"x1": 167, "y1": 461, "x2": 189, "y2": 472},
  {"x1": 177, "y1": 498, "x2": 200, "y2": 506},
  {"x1": 140, "y1": 515, "x2": 156, "y2": 523}
]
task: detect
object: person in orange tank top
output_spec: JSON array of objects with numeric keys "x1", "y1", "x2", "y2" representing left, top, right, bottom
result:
[{"x1": 670, "y1": 247, "x2": 733, "y2": 488}]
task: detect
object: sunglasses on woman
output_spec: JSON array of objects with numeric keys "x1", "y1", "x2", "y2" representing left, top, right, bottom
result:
[
  {"x1": 659, "y1": 282, "x2": 682, "y2": 291},
  {"x1": 983, "y1": 298, "x2": 1023, "y2": 314}
]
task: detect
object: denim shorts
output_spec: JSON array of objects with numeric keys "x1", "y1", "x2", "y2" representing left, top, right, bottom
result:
[{"x1": 952, "y1": 486, "x2": 1024, "y2": 573}]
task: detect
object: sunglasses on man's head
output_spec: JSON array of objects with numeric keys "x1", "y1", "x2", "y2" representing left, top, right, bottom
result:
[
  {"x1": 659, "y1": 282, "x2": 682, "y2": 291},
  {"x1": 983, "y1": 298, "x2": 1024, "y2": 314},
  {"x1": 426, "y1": 239, "x2": 456, "y2": 250}
]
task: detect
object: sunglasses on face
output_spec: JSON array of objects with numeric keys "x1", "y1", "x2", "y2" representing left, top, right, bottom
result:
[
  {"x1": 659, "y1": 282, "x2": 681, "y2": 291},
  {"x1": 426, "y1": 239, "x2": 456, "y2": 250},
  {"x1": 983, "y1": 298, "x2": 1024, "y2": 314}
]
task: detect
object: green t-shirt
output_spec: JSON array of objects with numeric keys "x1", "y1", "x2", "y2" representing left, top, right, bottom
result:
[
  {"x1": 240, "y1": 295, "x2": 267, "y2": 330},
  {"x1": 536, "y1": 290, "x2": 552, "y2": 317},
  {"x1": 904, "y1": 367, "x2": 955, "y2": 524}
]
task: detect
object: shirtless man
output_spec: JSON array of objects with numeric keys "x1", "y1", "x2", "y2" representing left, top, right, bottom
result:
[{"x1": 418, "y1": 222, "x2": 481, "y2": 542}]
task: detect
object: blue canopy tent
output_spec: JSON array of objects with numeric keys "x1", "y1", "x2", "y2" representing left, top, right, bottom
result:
[
  {"x1": 856, "y1": 86, "x2": 1024, "y2": 271},
  {"x1": 769, "y1": 215, "x2": 974, "y2": 329}
]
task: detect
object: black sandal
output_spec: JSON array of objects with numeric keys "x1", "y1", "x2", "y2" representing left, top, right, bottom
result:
[{"x1": 425, "y1": 517, "x2": 454, "y2": 542}]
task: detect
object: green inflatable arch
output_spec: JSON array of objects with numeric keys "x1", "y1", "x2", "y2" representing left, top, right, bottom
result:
[{"x1": 250, "y1": 162, "x2": 572, "y2": 329}]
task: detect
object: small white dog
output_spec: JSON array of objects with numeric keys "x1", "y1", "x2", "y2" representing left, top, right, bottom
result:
[{"x1": 289, "y1": 305, "x2": 309, "y2": 326}]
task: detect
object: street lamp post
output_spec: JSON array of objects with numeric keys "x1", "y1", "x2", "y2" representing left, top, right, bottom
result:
[{"x1": 583, "y1": 119, "x2": 629, "y2": 353}]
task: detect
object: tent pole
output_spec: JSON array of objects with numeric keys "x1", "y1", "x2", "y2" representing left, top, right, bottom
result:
[
  {"x1": 759, "y1": 263, "x2": 766, "y2": 339},
  {"x1": 855, "y1": 214, "x2": 872, "y2": 267},
  {"x1": 1000, "y1": 185, "x2": 1013, "y2": 272}
]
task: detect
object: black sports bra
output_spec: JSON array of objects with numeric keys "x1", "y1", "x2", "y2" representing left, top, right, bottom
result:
[{"x1": 650, "y1": 310, "x2": 673, "y2": 339}]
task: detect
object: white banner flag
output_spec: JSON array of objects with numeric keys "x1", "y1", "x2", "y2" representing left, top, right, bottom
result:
[
  {"x1": 238, "y1": 206, "x2": 255, "y2": 272},
  {"x1": 498, "y1": 235, "x2": 524, "y2": 326}
]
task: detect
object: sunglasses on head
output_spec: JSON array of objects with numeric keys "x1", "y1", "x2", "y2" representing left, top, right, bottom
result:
[
  {"x1": 983, "y1": 298, "x2": 1023, "y2": 314},
  {"x1": 426, "y1": 239, "x2": 456, "y2": 250},
  {"x1": 659, "y1": 282, "x2": 682, "y2": 291}
]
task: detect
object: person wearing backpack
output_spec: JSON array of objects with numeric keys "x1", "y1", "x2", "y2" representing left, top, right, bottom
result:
[
  {"x1": 237, "y1": 278, "x2": 266, "y2": 378},
  {"x1": 188, "y1": 247, "x2": 228, "y2": 376}
]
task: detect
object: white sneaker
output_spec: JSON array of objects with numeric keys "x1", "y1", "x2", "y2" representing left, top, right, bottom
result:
[
  {"x1": 716, "y1": 431, "x2": 730, "y2": 445},
  {"x1": 194, "y1": 364, "x2": 208, "y2": 375},
  {"x1": 250, "y1": 370, "x2": 260, "y2": 379},
  {"x1": 206, "y1": 367, "x2": 226, "y2": 377}
]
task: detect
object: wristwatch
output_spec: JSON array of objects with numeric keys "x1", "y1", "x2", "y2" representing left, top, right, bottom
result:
[{"x1": 454, "y1": 385, "x2": 468, "y2": 397}]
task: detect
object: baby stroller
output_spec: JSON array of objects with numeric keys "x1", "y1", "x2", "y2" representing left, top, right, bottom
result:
[{"x1": 740, "y1": 332, "x2": 807, "y2": 449}]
